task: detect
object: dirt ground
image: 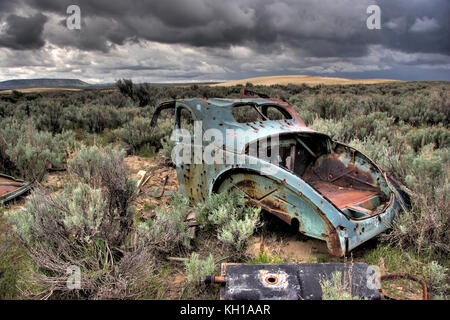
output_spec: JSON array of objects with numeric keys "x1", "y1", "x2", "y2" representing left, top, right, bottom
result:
[
  {"x1": 246, "y1": 234, "x2": 332, "y2": 263},
  {"x1": 124, "y1": 156, "x2": 179, "y2": 218}
]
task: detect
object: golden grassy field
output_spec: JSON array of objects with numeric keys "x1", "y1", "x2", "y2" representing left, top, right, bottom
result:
[
  {"x1": 0, "y1": 88, "x2": 82, "y2": 94},
  {"x1": 212, "y1": 75, "x2": 400, "y2": 87}
]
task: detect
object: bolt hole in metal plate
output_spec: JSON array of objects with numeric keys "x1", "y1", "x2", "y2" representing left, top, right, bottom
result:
[
  {"x1": 265, "y1": 275, "x2": 278, "y2": 285},
  {"x1": 259, "y1": 270, "x2": 288, "y2": 288}
]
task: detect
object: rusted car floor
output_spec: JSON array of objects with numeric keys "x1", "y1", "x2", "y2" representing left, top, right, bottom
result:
[
  {"x1": 309, "y1": 181, "x2": 379, "y2": 210},
  {"x1": 0, "y1": 176, "x2": 22, "y2": 197}
]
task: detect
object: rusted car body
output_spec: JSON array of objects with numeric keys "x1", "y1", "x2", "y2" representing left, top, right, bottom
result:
[
  {"x1": 0, "y1": 173, "x2": 31, "y2": 204},
  {"x1": 151, "y1": 93, "x2": 408, "y2": 256}
]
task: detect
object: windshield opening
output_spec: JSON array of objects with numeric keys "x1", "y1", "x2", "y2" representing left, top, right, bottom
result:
[{"x1": 232, "y1": 104, "x2": 292, "y2": 123}]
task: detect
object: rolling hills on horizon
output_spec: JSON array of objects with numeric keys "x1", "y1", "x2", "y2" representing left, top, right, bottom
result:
[{"x1": 0, "y1": 75, "x2": 406, "y2": 92}]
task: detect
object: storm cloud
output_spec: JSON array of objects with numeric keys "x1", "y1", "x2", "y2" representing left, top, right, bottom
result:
[
  {"x1": 0, "y1": 13, "x2": 47, "y2": 50},
  {"x1": 0, "y1": 0, "x2": 448, "y2": 82}
]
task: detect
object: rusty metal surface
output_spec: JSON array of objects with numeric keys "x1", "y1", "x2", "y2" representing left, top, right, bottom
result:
[
  {"x1": 0, "y1": 173, "x2": 31, "y2": 204},
  {"x1": 219, "y1": 262, "x2": 380, "y2": 300},
  {"x1": 308, "y1": 181, "x2": 379, "y2": 210},
  {"x1": 152, "y1": 96, "x2": 407, "y2": 256}
]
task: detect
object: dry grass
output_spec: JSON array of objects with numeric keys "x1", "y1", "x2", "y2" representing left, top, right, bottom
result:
[
  {"x1": 0, "y1": 88, "x2": 82, "y2": 94},
  {"x1": 211, "y1": 75, "x2": 400, "y2": 87}
]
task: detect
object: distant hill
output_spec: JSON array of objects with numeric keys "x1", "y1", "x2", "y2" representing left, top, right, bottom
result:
[
  {"x1": 0, "y1": 78, "x2": 222, "y2": 92},
  {"x1": 0, "y1": 78, "x2": 114, "y2": 91},
  {"x1": 212, "y1": 75, "x2": 400, "y2": 87}
]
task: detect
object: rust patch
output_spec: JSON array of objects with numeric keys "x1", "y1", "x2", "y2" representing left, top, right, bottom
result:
[
  {"x1": 309, "y1": 181, "x2": 378, "y2": 209},
  {"x1": 255, "y1": 198, "x2": 292, "y2": 225}
]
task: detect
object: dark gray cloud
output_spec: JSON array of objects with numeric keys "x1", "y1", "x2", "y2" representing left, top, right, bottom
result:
[
  {"x1": 0, "y1": 12, "x2": 48, "y2": 50},
  {"x1": 16, "y1": 0, "x2": 447, "y2": 56},
  {"x1": 0, "y1": 0, "x2": 448, "y2": 81},
  {"x1": 378, "y1": 0, "x2": 449, "y2": 55}
]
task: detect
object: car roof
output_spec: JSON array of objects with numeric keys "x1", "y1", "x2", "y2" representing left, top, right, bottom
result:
[{"x1": 173, "y1": 98, "x2": 321, "y2": 152}]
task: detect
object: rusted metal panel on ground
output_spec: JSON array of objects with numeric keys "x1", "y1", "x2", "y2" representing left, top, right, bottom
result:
[
  {"x1": 219, "y1": 262, "x2": 380, "y2": 300},
  {"x1": 0, "y1": 173, "x2": 31, "y2": 204}
]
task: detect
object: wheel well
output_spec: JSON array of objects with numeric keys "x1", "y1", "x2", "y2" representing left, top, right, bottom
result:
[
  {"x1": 211, "y1": 168, "x2": 262, "y2": 194},
  {"x1": 290, "y1": 217, "x2": 300, "y2": 229}
]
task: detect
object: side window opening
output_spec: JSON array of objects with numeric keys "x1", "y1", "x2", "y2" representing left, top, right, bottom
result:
[
  {"x1": 150, "y1": 101, "x2": 175, "y2": 128},
  {"x1": 158, "y1": 108, "x2": 175, "y2": 122},
  {"x1": 262, "y1": 105, "x2": 292, "y2": 120},
  {"x1": 232, "y1": 104, "x2": 264, "y2": 123},
  {"x1": 177, "y1": 106, "x2": 195, "y2": 135},
  {"x1": 232, "y1": 104, "x2": 292, "y2": 123}
]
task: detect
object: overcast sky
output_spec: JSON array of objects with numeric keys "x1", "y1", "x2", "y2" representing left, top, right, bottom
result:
[{"x1": 0, "y1": 0, "x2": 449, "y2": 83}]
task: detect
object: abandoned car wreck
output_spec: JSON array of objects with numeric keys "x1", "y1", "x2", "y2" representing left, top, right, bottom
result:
[{"x1": 150, "y1": 93, "x2": 410, "y2": 257}]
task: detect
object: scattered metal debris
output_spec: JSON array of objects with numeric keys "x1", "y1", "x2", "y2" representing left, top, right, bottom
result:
[
  {"x1": 167, "y1": 257, "x2": 186, "y2": 262},
  {"x1": 136, "y1": 170, "x2": 150, "y2": 195},
  {"x1": 0, "y1": 173, "x2": 31, "y2": 204},
  {"x1": 155, "y1": 175, "x2": 169, "y2": 199}
]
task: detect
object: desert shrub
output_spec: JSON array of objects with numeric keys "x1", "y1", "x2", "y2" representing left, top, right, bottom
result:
[
  {"x1": 390, "y1": 94, "x2": 449, "y2": 126},
  {"x1": 0, "y1": 119, "x2": 75, "y2": 181},
  {"x1": 406, "y1": 126, "x2": 450, "y2": 151},
  {"x1": 5, "y1": 146, "x2": 157, "y2": 299},
  {"x1": 0, "y1": 206, "x2": 36, "y2": 299},
  {"x1": 346, "y1": 112, "x2": 395, "y2": 141},
  {"x1": 134, "y1": 83, "x2": 161, "y2": 107},
  {"x1": 217, "y1": 207, "x2": 261, "y2": 251},
  {"x1": 98, "y1": 91, "x2": 132, "y2": 108},
  {"x1": 0, "y1": 118, "x2": 18, "y2": 173},
  {"x1": 310, "y1": 112, "x2": 395, "y2": 143},
  {"x1": 248, "y1": 251, "x2": 283, "y2": 264},
  {"x1": 116, "y1": 79, "x2": 134, "y2": 101},
  {"x1": 115, "y1": 117, "x2": 152, "y2": 153},
  {"x1": 387, "y1": 146, "x2": 449, "y2": 253},
  {"x1": 6, "y1": 182, "x2": 153, "y2": 299},
  {"x1": 349, "y1": 135, "x2": 406, "y2": 176},
  {"x1": 366, "y1": 95, "x2": 391, "y2": 113},
  {"x1": 402, "y1": 145, "x2": 448, "y2": 192},
  {"x1": 295, "y1": 109, "x2": 316, "y2": 125},
  {"x1": 116, "y1": 79, "x2": 162, "y2": 107},
  {"x1": 68, "y1": 145, "x2": 137, "y2": 247},
  {"x1": 32, "y1": 100, "x2": 70, "y2": 133},
  {"x1": 184, "y1": 252, "x2": 215, "y2": 284},
  {"x1": 138, "y1": 193, "x2": 194, "y2": 253},
  {"x1": 159, "y1": 133, "x2": 176, "y2": 161},
  {"x1": 0, "y1": 102, "x2": 16, "y2": 118},
  {"x1": 115, "y1": 117, "x2": 173, "y2": 154},
  {"x1": 76, "y1": 105, "x2": 125, "y2": 133},
  {"x1": 116, "y1": 107, "x2": 141, "y2": 123},
  {"x1": 422, "y1": 261, "x2": 449, "y2": 299},
  {"x1": 195, "y1": 189, "x2": 262, "y2": 251},
  {"x1": 309, "y1": 117, "x2": 347, "y2": 142},
  {"x1": 195, "y1": 189, "x2": 245, "y2": 228},
  {"x1": 303, "y1": 96, "x2": 353, "y2": 120}
]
